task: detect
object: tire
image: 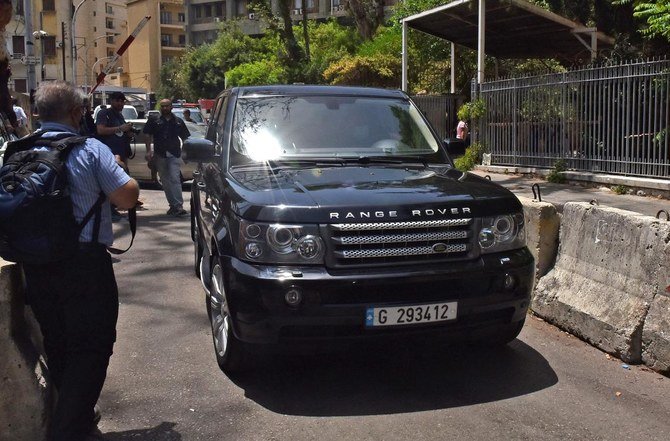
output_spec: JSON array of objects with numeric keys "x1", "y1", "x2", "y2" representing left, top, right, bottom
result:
[{"x1": 209, "y1": 260, "x2": 249, "y2": 373}]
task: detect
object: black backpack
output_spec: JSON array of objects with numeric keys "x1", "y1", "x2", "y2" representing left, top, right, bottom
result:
[{"x1": 0, "y1": 131, "x2": 135, "y2": 264}]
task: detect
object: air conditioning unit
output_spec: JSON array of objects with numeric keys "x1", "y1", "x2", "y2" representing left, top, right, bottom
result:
[
  {"x1": 292, "y1": 9, "x2": 302, "y2": 15},
  {"x1": 11, "y1": 53, "x2": 23, "y2": 60},
  {"x1": 214, "y1": 17, "x2": 221, "y2": 23},
  {"x1": 248, "y1": 13, "x2": 256, "y2": 20}
]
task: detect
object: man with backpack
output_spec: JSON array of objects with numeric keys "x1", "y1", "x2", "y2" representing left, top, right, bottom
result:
[{"x1": 2, "y1": 81, "x2": 139, "y2": 440}]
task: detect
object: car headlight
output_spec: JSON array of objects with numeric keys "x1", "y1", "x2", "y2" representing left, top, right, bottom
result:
[
  {"x1": 238, "y1": 219, "x2": 325, "y2": 264},
  {"x1": 479, "y1": 212, "x2": 525, "y2": 253}
]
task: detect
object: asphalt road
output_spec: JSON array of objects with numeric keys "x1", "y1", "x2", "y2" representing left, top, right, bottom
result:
[{"x1": 98, "y1": 187, "x2": 670, "y2": 441}]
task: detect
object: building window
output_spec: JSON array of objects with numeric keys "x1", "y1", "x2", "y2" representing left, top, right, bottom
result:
[
  {"x1": 193, "y1": 6, "x2": 201, "y2": 19},
  {"x1": 106, "y1": 19, "x2": 114, "y2": 29},
  {"x1": 43, "y1": 0, "x2": 55, "y2": 11},
  {"x1": 14, "y1": 79, "x2": 27, "y2": 93},
  {"x1": 204, "y1": 4, "x2": 212, "y2": 17},
  {"x1": 106, "y1": 4, "x2": 113, "y2": 14},
  {"x1": 107, "y1": 35, "x2": 115, "y2": 44},
  {"x1": 107, "y1": 50, "x2": 115, "y2": 57},
  {"x1": 160, "y1": 11, "x2": 171, "y2": 24},
  {"x1": 43, "y1": 36, "x2": 56, "y2": 57},
  {"x1": 178, "y1": 34, "x2": 186, "y2": 46},
  {"x1": 12, "y1": 36, "x2": 25, "y2": 55},
  {"x1": 161, "y1": 34, "x2": 172, "y2": 47},
  {"x1": 178, "y1": 13, "x2": 185, "y2": 23},
  {"x1": 215, "y1": 4, "x2": 223, "y2": 17}
]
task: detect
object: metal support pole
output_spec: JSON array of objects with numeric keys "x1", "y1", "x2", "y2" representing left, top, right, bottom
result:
[
  {"x1": 450, "y1": 42, "x2": 456, "y2": 94},
  {"x1": 401, "y1": 20, "x2": 408, "y2": 92},
  {"x1": 477, "y1": 0, "x2": 486, "y2": 85}
]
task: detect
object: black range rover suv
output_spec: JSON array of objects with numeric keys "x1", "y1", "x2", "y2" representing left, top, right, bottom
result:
[{"x1": 184, "y1": 85, "x2": 534, "y2": 373}]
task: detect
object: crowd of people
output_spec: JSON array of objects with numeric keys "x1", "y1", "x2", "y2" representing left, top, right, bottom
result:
[{"x1": 4, "y1": 82, "x2": 192, "y2": 441}]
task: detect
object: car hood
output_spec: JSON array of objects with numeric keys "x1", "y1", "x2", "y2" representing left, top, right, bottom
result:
[{"x1": 227, "y1": 165, "x2": 522, "y2": 223}]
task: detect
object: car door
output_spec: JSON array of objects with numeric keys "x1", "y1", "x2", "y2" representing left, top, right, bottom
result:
[{"x1": 196, "y1": 94, "x2": 229, "y2": 249}]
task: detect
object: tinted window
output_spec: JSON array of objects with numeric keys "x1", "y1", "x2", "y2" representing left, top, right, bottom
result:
[{"x1": 230, "y1": 95, "x2": 441, "y2": 164}]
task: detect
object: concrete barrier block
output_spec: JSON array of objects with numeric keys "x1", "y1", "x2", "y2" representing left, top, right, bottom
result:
[
  {"x1": 532, "y1": 203, "x2": 667, "y2": 364},
  {"x1": 517, "y1": 196, "x2": 560, "y2": 281},
  {"x1": 641, "y1": 231, "x2": 670, "y2": 374},
  {"x1": 0, "y1": 261, "x2": 51, "y2": 441}
]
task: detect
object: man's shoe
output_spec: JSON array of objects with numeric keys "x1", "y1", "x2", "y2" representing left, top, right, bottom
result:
[
  {"x1": 166, "y1": 207, "x2": 178, "y2": 216},
  {"x1": 175, "y1": 208, "x2": 188, "y2": 216}
]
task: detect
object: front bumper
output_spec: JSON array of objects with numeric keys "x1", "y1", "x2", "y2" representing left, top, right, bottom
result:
[{"x1": 219, "y1": 248, "x2": 534, "y2": 344}]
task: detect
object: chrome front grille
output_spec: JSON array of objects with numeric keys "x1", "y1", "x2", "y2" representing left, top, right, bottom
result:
[{"x1": 327, "y1": 218, "x2": 475, "y2": 266}]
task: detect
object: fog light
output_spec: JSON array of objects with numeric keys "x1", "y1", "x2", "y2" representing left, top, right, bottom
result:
[
  {"x1": 503, "y1": 273, "x2": 516, "y2": 290},
  {"x1": 479, "y1": 228, "x2": 495, "y2": 249},
  {"x1": 285, "y1": 288, "x2": 303, "y2": 306},
  {"x1": 245, "y1": 242, "x2": 263, "y2": 259},
  {"x1": 296, "y1": 235, "x2": 322, "y2": 259}
]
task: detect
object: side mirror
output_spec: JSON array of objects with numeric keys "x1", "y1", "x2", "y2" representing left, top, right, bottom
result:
[
  {"x1": 183, "y1": 138, "x2": 216, "y2": 163},
  {"x1": 443, "y1": 138, "x2": 466, "y2": 158}
]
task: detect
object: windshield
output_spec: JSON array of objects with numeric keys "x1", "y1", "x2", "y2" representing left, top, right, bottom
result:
[
  {"x1": 173, "y1": 109, "x2": 205, "y2": 124},
  {"x1": 230, "y1": 95, "x2": 442, "y2": 165}
]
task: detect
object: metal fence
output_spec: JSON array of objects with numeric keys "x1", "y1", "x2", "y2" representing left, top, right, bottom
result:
[
  {"x1": 478, "y1": 59, "x2": 670, "y2": 179},
  {"x1": 411, "y1": 94, "x2": 464, "y2": 141}
]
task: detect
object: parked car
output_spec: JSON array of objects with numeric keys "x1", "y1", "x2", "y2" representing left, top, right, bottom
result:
[
  {"x1": 185, "y1": 85, "x2": 534, "y2": 373},
  {"x1": 146, "y1": 108, "x2": 206, "y2": 125},
  {"x1": 125, "y1": 119, "x2": 205, "y2": 184},
  {"x1": 93, "y1": 104, "x2": 138, "y2": 121}
]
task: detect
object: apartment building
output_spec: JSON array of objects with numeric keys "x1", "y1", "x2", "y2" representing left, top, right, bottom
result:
[
  {"x1": 5, "y1": 0, "x2": 129, "y2": 93},
  {"x1": 126, "y1": 0, "x2": 187, "y2": 91}
]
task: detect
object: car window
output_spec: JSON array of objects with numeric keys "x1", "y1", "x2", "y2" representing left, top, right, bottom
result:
[
  {"x1": 173, "y1": 109, "x2": 205, "y2": 124},
  {"x1": 230, "y1": 95, "x2": 441, "y2": 164},
  {"x1": 122, "y1": 106, "x2": 138, "y2": 120}
]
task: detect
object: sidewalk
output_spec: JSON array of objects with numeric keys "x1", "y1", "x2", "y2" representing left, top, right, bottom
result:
[{"x1": 471, "y1": 167, "x2": 670, "y2": 219}]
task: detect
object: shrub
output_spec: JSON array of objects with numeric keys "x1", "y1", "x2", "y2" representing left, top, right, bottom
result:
[
  {"x1": 546, "y1": 159, "x2": 567, "y2": 183},
  {"x1": 612, "y1": 185, "x2": 629, "y2": 195},
  {"x1": 454, "y1": 142, "x2": 484, "y2": 172}
]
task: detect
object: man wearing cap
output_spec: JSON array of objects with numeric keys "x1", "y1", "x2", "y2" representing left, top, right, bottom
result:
[
  {"x1": 96, "y1": 92, "x2": 134, "y2": 220},
  {"x1": 95, "y1": 92, "x2": 134, "y2": 164}
]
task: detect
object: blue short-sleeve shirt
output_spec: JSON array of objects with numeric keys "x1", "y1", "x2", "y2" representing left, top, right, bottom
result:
[{"x1": 37, "y1": 122, "x2": 131, "y2": 246}]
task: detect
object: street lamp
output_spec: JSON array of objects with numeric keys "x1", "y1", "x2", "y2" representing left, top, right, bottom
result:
[
  {"x1": 32, "y1": 30, "x2": 49, "y2": 81},
  {"x1": 72, "y1": 0, "x2": 90, "y2": 86},
  {"x1": 83, "y1": 33, "x2": 121, "y2": 90},
  {"x1": 91, "y1": 56, "x2": 114, "y2": 80}
]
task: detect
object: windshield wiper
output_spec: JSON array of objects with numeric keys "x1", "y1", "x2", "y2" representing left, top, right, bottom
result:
[{"x1": 353, "y1": 156, "x2": 429, "y2": 167}]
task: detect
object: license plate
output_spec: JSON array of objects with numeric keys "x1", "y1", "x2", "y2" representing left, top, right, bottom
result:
[{"x1": 365, "y1": 301, "x2": 458, "y2": 327}]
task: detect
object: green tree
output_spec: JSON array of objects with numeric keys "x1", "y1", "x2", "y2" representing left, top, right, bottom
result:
[
  {"x1": 323, "y1": 54, "x2": 400, "y2": 87},
  {"x1": 614, "y1": 0, "x2": 670, "y2": 41},
  {"x1": 346, "y1": 0, "x2": 386, "y2": 40}
]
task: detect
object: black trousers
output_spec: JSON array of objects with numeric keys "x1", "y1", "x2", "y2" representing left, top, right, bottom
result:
[{"x1": 23, "y1": 245, "x2": 119, "y2": 441}]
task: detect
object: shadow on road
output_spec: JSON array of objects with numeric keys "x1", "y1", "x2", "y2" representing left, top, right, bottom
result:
[
  {"x1": 231, "y1": 338, "x2": 558, "y2": 416},
  {"x1": 103, "y1": 421, "x2": 181, "y2": 440}
]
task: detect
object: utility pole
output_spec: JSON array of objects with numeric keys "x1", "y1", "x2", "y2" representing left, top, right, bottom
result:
[
  {"x1": 61, "y1": 22, "x2": 67, "y2": 81},
  {"x1": 23, "y1": 0, "x2": 36, "y2": 93}
]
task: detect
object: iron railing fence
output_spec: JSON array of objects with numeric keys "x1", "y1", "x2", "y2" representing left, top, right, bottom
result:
[
  {"x1": 411, "y1": 94, "x2": 464, "y2": 141},
  {"x1": 478, "y1": 59, "x2": 670, "y2": 179}
]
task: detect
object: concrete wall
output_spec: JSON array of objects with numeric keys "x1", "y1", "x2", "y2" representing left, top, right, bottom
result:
[
  {"x1": 0, "y1": 261, "x2": 51, "y2": 441},
  {"x1": 531, "y1": 203, "x2": 670, "y2": 372}
]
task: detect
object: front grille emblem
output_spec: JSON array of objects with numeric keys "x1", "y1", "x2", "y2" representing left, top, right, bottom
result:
[{"x1": 432, "y1": 243, "x2": 448, "y2": 253}]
